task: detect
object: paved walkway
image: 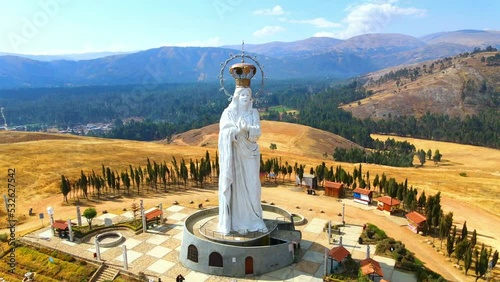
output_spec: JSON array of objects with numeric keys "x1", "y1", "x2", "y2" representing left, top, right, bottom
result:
[{"x1": 22, "y1": 204, "x2": 416, "y2": 281}]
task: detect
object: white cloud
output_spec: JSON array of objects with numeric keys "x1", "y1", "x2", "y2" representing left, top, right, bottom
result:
[
  {"x1": 253, "y1": 5, "x2": 286, "y2": 16},
  {"x1": 288, "y1": 17, "x2": 341, "y2": 28},
  {"x1": 253, "y1": 26, "x2": 285, "y2": 37},
  {"x1": 335, "y1": 2, "x2": 426, "y2": 39},
  {"x1": 313, "y1": 31, "x2": 338, "y2": 38}
]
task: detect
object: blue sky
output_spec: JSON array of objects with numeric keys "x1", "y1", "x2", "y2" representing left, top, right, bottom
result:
[{"x1": 0, "y1": 0, "x2": 498, "y2": 55}]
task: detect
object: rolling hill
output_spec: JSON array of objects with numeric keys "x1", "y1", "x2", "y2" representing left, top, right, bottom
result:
[
  {"x1": 420, "y1": 29, "x2": 500, "y2": 48},
  {"x1": 168, "y1": 121, "x2": 362, "y2": 159},
  {"x1": 342, "y1": 51, "x2": 500, "y2": 119}
]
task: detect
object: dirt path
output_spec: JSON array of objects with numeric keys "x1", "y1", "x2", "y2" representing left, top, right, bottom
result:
[{"x1": 5, "y1": 183, "x2": 496, "y2": 282}]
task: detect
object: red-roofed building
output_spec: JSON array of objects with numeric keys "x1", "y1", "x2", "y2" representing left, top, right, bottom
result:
[
  {"x1": 145, "y1": 208, "x2": 163, "y2": 225},
  {"x1": 52, "y1": 219, "x2": 74, "y2": 238},
  {"x1": 406, "y1": 211, "x2": 427, "y2": 234},
  {"x1": 353, "y1": 188, "x2": 373, "y2": 205},
  {"x1": 375, "y1": 196, "x2": 401, "y2": 214},
  {"x1": 329, "y1": 245, "x2": 350, "y2": 262},
  {"x1": 145, "y1": 208, "x2": 163, "y2": 220},
  {"x1": 324, "y1": 181, "x2": 344, "y2": 198},
  {"x1": 52, "y1": 219, "x2": 68, "y2": 230},
  {"x1": 328, "y1": 245, "x2": 351, "y2": 273},
  {"x1": 360, "y1": 257, "x2": 384, "y2": 281}
]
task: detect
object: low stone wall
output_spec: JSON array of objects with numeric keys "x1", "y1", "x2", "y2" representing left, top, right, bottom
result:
[{"x1": 96, "y1": 231, "x2": 124, "y2": 248}]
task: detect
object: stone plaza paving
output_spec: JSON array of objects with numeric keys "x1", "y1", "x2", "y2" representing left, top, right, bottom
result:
[{"x1": 21, "y1": 203, "x2": 416, "y2": 281}]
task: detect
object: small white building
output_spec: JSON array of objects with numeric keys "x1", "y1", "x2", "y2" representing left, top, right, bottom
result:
[
  {"x1": 295, "y1": 174, "x2": 317, "y2": 188},
  {"x1": 353, "y1": 188, "x2": 373, "y2": 205}
]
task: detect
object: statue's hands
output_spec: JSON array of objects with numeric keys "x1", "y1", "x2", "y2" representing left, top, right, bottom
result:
[
  {"x1": 237, "y1": 117, "x2": 259, "y2": 141},
  {"x1": 237, "y1": 117, "x2": 249, "y2": 132}
]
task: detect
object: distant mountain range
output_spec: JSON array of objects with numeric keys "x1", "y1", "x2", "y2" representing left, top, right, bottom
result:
[
  {"x1": 0, "y1": 51, "x2": 133, "y2": 62},
  {"x1": 0, "y1": 30, "x2": 499, "y2": 89}
]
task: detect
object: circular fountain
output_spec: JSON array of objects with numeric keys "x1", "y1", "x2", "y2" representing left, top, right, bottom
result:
[
  {"x1": 291, "y1": 213, "x2": 306, "y2": 225},
  {"x1": 95, "y1": 231, "x2": 124, "y2": 248}
]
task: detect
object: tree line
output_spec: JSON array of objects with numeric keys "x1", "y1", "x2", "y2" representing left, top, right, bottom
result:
[
  {"x1": 60, "y1": 153, "x2": 219, "y2": 200},
  {"x1": 332, "y1": 138, "x2": 442, "y2": 167}
]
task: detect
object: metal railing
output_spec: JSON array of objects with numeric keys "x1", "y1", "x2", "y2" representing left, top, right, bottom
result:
[
  {"x1": 275, "y1": 216, "x2": 292, "y2": 223},
  {"x1": 199, "y1": 221, "x2": 277, "y2": 241}
]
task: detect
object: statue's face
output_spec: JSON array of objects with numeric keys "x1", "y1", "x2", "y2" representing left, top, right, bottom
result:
[{"x1": 238, "y1": 88, "x2": 251, "y2": 106}]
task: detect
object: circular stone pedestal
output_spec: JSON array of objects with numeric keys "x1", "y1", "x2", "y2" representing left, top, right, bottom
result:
[{"x1": 180, "y1": 204, "x2": 301, "y2": 278}]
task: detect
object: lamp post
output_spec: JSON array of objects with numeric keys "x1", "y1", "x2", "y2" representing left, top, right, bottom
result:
[
  {"x1": 123, "y1": 245, "x2": 128, "y2": 270},
  {"x1": 140, "y1": 200, "x2": 147, "y2": 233},
  {"x1": 342, "y1": 203, "x2": 345, "y2": 225},
  {"x1": 47, "y1": 206, "x2": 55, "y2": 235},
  {"x1": 76, "y1": 206, "x2": 82, "y2": 226},
  {"x1": 67, "y1": 219, "x2": 73, "y2": 242},
  {"x1": 95, "y1": 236, "x2": 101, "y2": 261}
]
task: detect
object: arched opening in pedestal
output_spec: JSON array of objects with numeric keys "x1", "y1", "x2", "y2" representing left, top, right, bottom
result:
[{"x1": 245, "y1": 256, "x2": 254, "y2": 274}]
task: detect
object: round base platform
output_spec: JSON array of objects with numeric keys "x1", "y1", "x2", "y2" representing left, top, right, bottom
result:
[{"x1": 180, "y1": 204, "x2": 301, "y2": 278}]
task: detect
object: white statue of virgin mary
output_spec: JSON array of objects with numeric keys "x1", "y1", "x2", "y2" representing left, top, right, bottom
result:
[{"x1": 217, "y1": 63, "x2": 267, "y2": 235}]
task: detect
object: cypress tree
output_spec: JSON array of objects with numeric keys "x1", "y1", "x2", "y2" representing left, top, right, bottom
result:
[
  {"x1": 418, "y1": 191, "x2": 426, "y2": 211},
  {"x1": 135, "y1": 168, "x2": 141, "y2": 194},
  {"x1": 464, "y1": 246, "x2": 473, "y2": 275},
  {"x1": 470, "y1": 229, "x2": 477, "y2": 249},
  {"x1": 475, "y1": 244, "x2": 489, "y2": 281},
  {"x1": 205, "y1": 151, "x2": 212, "y2": 179},
  {"x1": 358, "y1": 164, "x2": 362, "y2": 182},
  {"x1": 60, "y1": 175, "x2": 71, "y2": 203},
  {"x1": 446, "y1": 234, "x2": 454, "y2": 257},
  {"x1": 461, "y1": 221, "x2": 468, "y2": 242},
  {"x1": 455, "y1": 239, "x2": 469, "y2": 264},
  {"x1": 491, "y1": 250, "x2": 498, "y2": 269},
  {"x1": 80, "y1": 170, "x2": 88, "y2": 199},
  {"x1": 373, "y1": 174, "x2": 379, "y2": 190}
]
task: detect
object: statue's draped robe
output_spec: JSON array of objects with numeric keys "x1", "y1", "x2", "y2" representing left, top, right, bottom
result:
[{"x1": 218, "y1": 107, "x2": 267, "y2": 235}]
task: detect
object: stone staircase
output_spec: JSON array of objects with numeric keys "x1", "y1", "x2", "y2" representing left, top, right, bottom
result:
[{"x1": 92, "y1": 264, "x2": 119, "y2": 282}]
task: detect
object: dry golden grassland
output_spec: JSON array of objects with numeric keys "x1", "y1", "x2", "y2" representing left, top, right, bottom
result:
[
  {"x1": 370, "y1": 134, "x2": 500, "y2": 214},
  {"x1": 0, "y1": 123, "x2": 498, "y2": 251}
]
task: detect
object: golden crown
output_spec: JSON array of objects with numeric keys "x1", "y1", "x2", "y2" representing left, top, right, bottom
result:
[
  {"x1": 229, "y1": 63, "x2": 256, "y2": 88},
  {"x1": 219, "y1": 41, "x2": 265, "y2": 98}
]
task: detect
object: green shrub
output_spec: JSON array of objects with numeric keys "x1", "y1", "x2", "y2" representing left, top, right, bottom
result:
[
  {"x1": 0, "y1": 233, "x2": 8, "y2": 242},
  {"x1": 360, "y1": 223, "x2": 388, "y2": 244},
  {"x1": 73, "y1": 219, "x2": 143, "y2": 238},
  {"x1": 375, "y1": 228, "x2": 387, "y2": 238}
]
